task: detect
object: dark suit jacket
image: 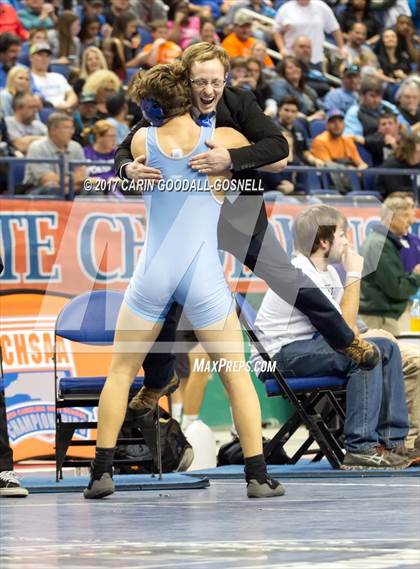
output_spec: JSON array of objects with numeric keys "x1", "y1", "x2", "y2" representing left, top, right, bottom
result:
[{"x1": 114, "y1": 87, "x2": 289, "y2": 176}]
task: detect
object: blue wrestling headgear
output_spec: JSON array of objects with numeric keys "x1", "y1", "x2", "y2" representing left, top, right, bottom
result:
[{"x1": 140, "y1": 98, "x2": 165, "y2": 126}]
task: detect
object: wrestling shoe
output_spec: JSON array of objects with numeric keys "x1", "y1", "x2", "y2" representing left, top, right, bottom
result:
[
  {"x1": 247, "y1": 474, "x2": 286, "y2": 498},
  {"x1": 83, "y1": 468, "x2": 115, "y2": 499},
  {"x1": 0, "y1": 471, "x2": 29, "y2": 497},
  {"x1": 129, "y1": 375, "x2": 180, "y2": 414},
  {"x1": 341, "y1": 447, "x2": 409, "y2": 470},
  {"x1": 339, "y1": 336, "x2": 380, "y2": 370}
]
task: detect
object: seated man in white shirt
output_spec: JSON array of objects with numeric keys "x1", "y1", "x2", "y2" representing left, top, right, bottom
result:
[
  {"x1": 24, "y1": 112, "x2": 85, "y2": 194},
  {"x1": 29, "y1": 42, "x2": 77, "y2": 111},
  {"x1": 5, "y1": 92, "x2": 46, "y2": 154},
  {"x1": 253, "y1": 204, "x2": 414, "y2": 469}
]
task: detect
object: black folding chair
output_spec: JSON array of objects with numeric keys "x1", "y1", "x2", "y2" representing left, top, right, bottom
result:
[{"x1": 235, "y1": 293, "x2": 347, "y2": 469}]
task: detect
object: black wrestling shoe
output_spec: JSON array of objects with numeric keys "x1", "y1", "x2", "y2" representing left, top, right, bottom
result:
[
  {"x1": 0, "y1": 471, "x2": 29, "y2": 497},
  {"x1": 247, "y1": 474, "x2": 286, "y2": 498},
  {"x1": 83, "y1": 467, "x2": 115, "y2": 499}
]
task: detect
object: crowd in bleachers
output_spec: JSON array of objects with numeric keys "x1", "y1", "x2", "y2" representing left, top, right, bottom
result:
[{"x1": 0, "y1": 0, "x2": 418, "y2": 197}]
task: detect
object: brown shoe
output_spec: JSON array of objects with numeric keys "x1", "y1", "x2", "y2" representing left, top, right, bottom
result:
[
  {"x1": 129, "y1": 375, "x2": 180, "y2": 413},
  {"x1": 392, "y1": 445, "x2": 420, "y2": 467},
  {"x1": 339, "y1": 336, "x2": 380, "y2": 370}
]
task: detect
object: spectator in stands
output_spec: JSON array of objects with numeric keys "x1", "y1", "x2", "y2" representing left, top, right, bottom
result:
[
  {"x1": 359, "y1": 195, "x2": 420, "y2": 336},
  {"x1": 0, "y1": 66, "x2": 32, "y2": 118},
  {"x1": 18, "y1": 0, "x2": 56, "y2": 31},
  {"x1": 273, "y1": 0, "x2": 346, "y2": 68},
  {"x1": 311, "y1": 108, "x2": 367, "y2": 169},
  {"x1": 84, "y1": 119, "x2": 117, "y2": 182},
  {"x1": 395, "y1": 14, "x2": 419, "y2": 63},
  {"x1": 0, "y1": 33, "x2": 22, "y2": 88},
  {"x1": 377, "y1": 109, "x2": 400, "y2": 160},
  {"x1": 103, "y1": 0, "x2": 130, "y2": 26},
  {"x1": 189, "y1": 0, "x2": 223, "y2": 20},
  {"x1": 375, "y1": 133, "x2": 420, "y2": 198},
  {"x1": 5, "y1": 92, "x2": 45, "y2": 155},
  {"x1": 0, "y1": 3, "x2": 28, "y2": 41},
  {"x1": 79, "y1": 15, "x2": 102, "y2": 52},
  {"x1": 392, "y1": 192, "x2": 420, "y2": 273},
  {"x1": 132, "y1": 0, "x2": 169, "y2": 28},
  {"x1": 18, "y1": 27, "x2": 48, "y2": 68},
  {"x1": 376, "y1": 28, "x2": 411, "y2": 84},
  {"x1": 82, "y1": 69, "x2": 121, "y2": 118},
  {"x1": 253, "y1": 204, "x2": 411, "y2": 470},
  {"x1": 222, "y1": 11, "x2": 262, "y2": 60},
  {"x1": 344, "y1": 21, "x2": 374, "y2": 66},
  {"x1": 167, "y1": 2, "x2": 201, "y2": 50},
  {"x1": 105, "y1": 90, "x2": 129, "y2": 144},
  {"x1": 73, "y1": 92, "x2": 100, "y2": 146},
  {"x1": 246, "y1": 58, "x2": 277, "y2": 116},
  {"x1": 324, "y1": 63, "x2": 361, "y2": 115},
  {"x1": 188, "y1": 16, "x2": 219, "y2": 45},
  {"x1": 73, "y1": 46, "x2": 108, "y2": 96},
  {"x1": 103, "y1": 12, "x2": 143, "y2": 80},
  {"x1": 344, "y1": 77, "x2": 402, "y2": 165},
  {"x1": 138, "y1": 19, "x2": 182, "y2": 67},
  {"x1": 228, "y1": 56, "x2": 249, "y2": 87},
  {"x1": 277, "y1": 96, "x2": 324, "y2": 168},
  {"x1": 82, "y1": 0, "x2": 106, "y2": 26},
  {"x1": 337, "y1": 0, "x2": 380, "y2": 43},
  {"x1": 270, "y1": 56, "x2": 324, "y2": 120},
  {"x1": 250, "y1": 40, "x2": 274, "y2": 71},
  {"x1": 291, "y1": 35, "x2": 330, "y2": 98},
  {"x1": 396, "y1": 79, "x2": 420, "y2": 132},
  {"x1": 48, "y1": 11, "x2": 81, "y2": 65},
  {"x1": 30, "y1": 43, "x2": 78, "y2": 112},
  {"x1": 24, "y1": 112, "x2": 85, "y2": 195}
]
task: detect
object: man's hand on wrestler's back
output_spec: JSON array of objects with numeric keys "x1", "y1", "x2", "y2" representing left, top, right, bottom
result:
[
  {"x1": 125, "y1": 155, "x2": 163, "y2": 181},
  {"x1": 188, "y1": 140, "x2": 231, "y2": 174}
]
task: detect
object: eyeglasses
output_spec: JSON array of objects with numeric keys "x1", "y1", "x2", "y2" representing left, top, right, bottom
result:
[{"x1": 189, "y1": 78, "x2": 226, "y2": 89}]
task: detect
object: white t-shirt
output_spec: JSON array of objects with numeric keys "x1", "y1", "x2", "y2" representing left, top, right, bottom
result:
[
  {"x1": 252, "y1": 254, "x2": 343, "y2": 364},
  {"x1": 273, "y1": 0, "x2": 340, "y2": 64},
  {"x1": 31, "y1": 72, "x2": 72, "y2": 107}
]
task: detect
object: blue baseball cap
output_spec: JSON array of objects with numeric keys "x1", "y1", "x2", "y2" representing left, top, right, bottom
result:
[{"x1": 327, "y1": 109, "x2": 345, "y2": 121}]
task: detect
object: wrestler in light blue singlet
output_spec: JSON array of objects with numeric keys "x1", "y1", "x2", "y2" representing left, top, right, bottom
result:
[{"x1": 124, "y1": 123, "x2": 234, "y2": 328}]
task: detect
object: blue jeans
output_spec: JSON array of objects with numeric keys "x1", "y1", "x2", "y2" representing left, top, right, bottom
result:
[{"x1": 267, "y1": 335, "x2": 408, "y2": 452}]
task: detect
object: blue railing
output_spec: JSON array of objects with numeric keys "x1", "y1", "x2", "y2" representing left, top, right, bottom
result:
[{"x1": 0, "y1": 156, "x2": 418, "y2": 202}]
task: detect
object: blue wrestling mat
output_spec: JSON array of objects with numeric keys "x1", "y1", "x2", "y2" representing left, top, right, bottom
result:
[
  {"x1": 187, "y1": 460, "x2": 420, "y2": 479},
  {"x1": 20, "y1": 473, "x2": 210, "y2": 494}
]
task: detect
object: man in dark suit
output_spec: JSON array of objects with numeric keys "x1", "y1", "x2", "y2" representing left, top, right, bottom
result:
[
  {"x1": 0, "y1": 255, "x2": 28, "y2": 497},
  {"x1": 115, "y1": 43, "x2": 379, "y2": 412}
]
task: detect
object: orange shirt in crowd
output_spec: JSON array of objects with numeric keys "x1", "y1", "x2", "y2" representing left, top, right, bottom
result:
[
  {"x1": 141, "y1": 41, "x2": 182, "y2": 64},
  {"x1": 221, "y1": 33, "x2": 274, "y2": 67},
  {"x1": 311, "y1": 132, "x2": 364, "y2": 167}
]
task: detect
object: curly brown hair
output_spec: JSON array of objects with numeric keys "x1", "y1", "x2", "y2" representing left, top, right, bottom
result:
[
  {"x1": 128, "y1": 61, "x2": 191, "y2": 119},
  {"x1": 394, "y1": 132, "x2": 420, "y2": 163}
]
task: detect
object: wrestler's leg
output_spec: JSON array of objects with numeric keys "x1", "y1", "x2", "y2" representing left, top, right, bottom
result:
[
  {"x1": 194, "y1": 310, "x2": 263, "y2": 458},
  {"x1": 84, "y1": 303, "x2": 162, "y2": 499},
  {"x1": 195, "y1": 311, "x2": 284, "y2": 497}
]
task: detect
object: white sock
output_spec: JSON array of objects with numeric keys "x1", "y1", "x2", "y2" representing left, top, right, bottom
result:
[
  {"x1": 171, "y1": 403, "x2": 183, "y2": 423},
  {"x1": 182, "y1": 414, "x2": 198, "y2": 431}
]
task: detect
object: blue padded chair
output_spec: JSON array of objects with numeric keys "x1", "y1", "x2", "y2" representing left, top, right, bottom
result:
[
  {"x1": 235, "y1": 293, "x2": 347, "y2": 468},
  {"x1": 309, "y1": 119, "x2": 326, "y2": 139},
  {"x1": 50, "y1": 63, "x2": 70, "y2": 79},
  {"x1": 39, "y1": 107, "x2": 55, "y2": 125},
  {"x1": 54, "y1": 290, "x2": 149, "y2": 480}
]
